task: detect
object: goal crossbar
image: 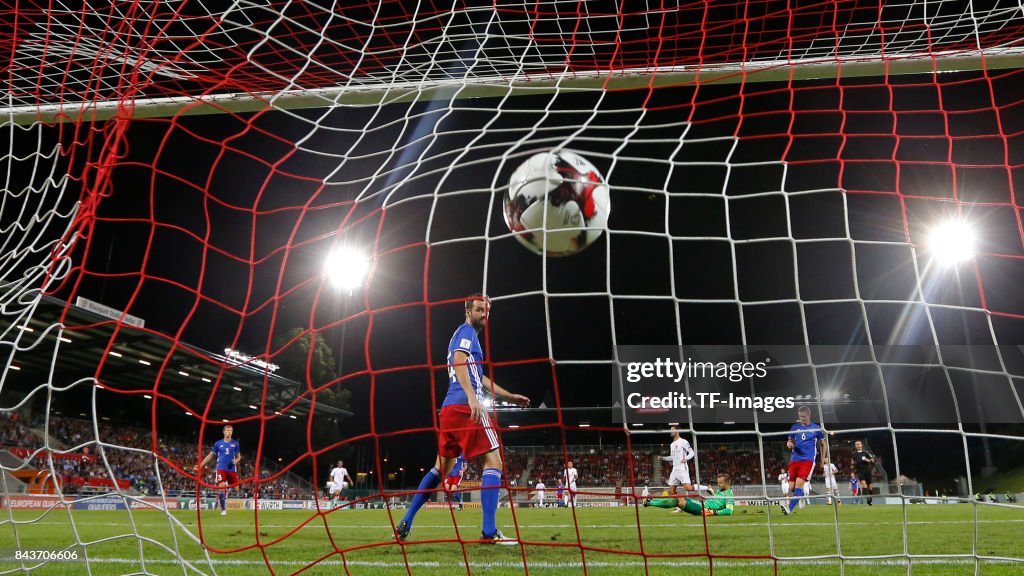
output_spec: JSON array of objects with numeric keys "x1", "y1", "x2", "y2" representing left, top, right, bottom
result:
[{"x1": 7, "y1": 48, "x2": 1023, "y2": 126}]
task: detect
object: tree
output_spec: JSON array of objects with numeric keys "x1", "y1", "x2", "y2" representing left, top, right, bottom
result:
[
  {"x1": 273, "y1": 327, "x2": 352, "y2": 464},
  {"x1": 275, "y1": 327, "x2": 339, "y2": 387}
]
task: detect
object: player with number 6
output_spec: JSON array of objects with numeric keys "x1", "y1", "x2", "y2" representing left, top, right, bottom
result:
[{"x1": 780, "y1": 406, "x2": 826, "y2": 515}]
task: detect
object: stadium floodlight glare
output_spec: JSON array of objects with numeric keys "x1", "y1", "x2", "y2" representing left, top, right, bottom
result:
[
  {"x1": 324, "y1": 246, "x2": 371, "y2": 291},
  {"x1": 928, "y1": 219, "x2": 976, "y2": 265}
]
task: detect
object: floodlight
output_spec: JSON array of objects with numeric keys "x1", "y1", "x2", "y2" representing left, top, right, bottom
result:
[
  {"x1": 324, "y1": 246, "x2": 371, "y2": 290},
  {"x1": 928, "y1": 219, "x2": 976, "y2": 265}
]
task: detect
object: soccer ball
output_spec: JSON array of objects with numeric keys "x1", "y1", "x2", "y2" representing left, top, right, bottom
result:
[{"x1": 503, "y1": 150, "x2": 610, "y2": 257}]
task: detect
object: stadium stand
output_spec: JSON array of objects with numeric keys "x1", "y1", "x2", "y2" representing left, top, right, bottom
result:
[{"x1": 3, "y1": 412, "x2": 311, "y2": 499}]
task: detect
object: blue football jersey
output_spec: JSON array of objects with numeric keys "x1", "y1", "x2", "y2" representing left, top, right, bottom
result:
[
  {"x1": 788, "y1": 422, "x2": 823, "y2": 462},
  {"x1": 447, "y1": 455, "x2": 465, "y2": 479},
  {"x1": 442, "y1": 323, "x2": 484, "y2": 407},
  {"x1": 212, "y1": 439, "x2": 240, "y2": 471}
]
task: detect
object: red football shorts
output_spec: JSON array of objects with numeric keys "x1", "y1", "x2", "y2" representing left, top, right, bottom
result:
[
  {"x1": 788, "y1": 460, "x2": 813, "y2": 483},
  {"x1": 215, "y1": 470, "x2": 239, "y2": 485},
  {"x1": 438, "y1": 404, "x2": 500, "y2": 459}
]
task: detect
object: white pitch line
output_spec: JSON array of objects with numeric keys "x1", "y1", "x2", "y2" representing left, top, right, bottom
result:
[
  {"x1": 8, "y1": 519, "x2": 1024, "y2": 530},
  {"x1": 0, "y1": 557, "x2": 1020, "y2": 568}
]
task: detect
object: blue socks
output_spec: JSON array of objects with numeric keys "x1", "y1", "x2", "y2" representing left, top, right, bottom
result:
[
  {"x1": 403, "y1": 468, "x2": 441, "y2": 526},
  {"x1": 789, "y1": 487, "x2": 804, "y2": 512},
  {"x1": 481, "y1": 468, "x2": 502, "y2": 536},
  {"x1": 218, "y1": 492, "x2": 226, "y2": 510},
  {"x1": 401, "y1": 465, "x2": 503, "y2": 536}
]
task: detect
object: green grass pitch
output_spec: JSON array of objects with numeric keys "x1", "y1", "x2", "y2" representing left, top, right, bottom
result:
[{"x1": 2, "y1": 503, "x2": 1022, "y2": 575}]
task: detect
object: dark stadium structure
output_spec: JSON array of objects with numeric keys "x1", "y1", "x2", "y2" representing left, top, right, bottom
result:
[{"x1": 1, "y1": 295, "x2": 352, "y2": 428}]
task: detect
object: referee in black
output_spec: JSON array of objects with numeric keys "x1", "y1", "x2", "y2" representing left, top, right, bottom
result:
[{"x1": 851, "y1": 440, "x2": 877, "y2": 505}]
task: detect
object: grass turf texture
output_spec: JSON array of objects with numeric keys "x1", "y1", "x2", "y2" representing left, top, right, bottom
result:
[{"x1": 2, "y1": 503, "x2": 1022, "y2": 575}]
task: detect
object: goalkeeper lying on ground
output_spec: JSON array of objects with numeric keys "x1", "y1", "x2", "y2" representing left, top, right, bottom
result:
[{"x1": 644, "y1": 473, "x2": 734, "y2": 516}]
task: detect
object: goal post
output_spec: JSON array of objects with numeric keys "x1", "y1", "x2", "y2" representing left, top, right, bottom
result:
[{"x1": 2, "y1": 2, "x2": 1024, "y2": 575}]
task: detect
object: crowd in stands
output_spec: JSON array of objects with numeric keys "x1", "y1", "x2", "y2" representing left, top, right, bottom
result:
[
  {"x1": 666, "y1": 443, "x2": 882, "y2": 486},
  {"x1": 529, "y1": 454, "x2": 568, "y2": 487},
  {"x1": 4, "y1": 412, "x2": 307, "y2": 500},
  {"x1": 498, "y1": 443, "x2": 882, "y2": 492},
  {"x1": 526, "y1": 449, "x2": 655, "y2": 488},
  {"x1": 575, "y1": 452, "x2": 633, "y2": 485},
  {"x1": 0, "y1": 411, "x2": 43, "y2": 448},
  {"x1": 5, "y1": 411, "x2": 886, "y2": 498},
  {"x1": 686, "y1": 444, "x2": 785, "y2": 485},
  {"x1": 459, "y1": 451, "x2": 528, "y2": 483}
]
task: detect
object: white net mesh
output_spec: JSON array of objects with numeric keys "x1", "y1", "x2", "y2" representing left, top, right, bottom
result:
[{"x1": 2, "y1": 1, "x2": 1024, "y2": 575}]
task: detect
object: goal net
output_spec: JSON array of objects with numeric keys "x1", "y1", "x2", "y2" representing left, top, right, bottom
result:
[{"x1": 2, "y1": 1, "x2": 1023, "y2": 575}]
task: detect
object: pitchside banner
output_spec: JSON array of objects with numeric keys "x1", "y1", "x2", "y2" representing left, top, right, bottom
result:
[
  {"x1": 1, "y1": 495, "x2": 179, "y2": 510},
  {"x1": 612, "y1": 345, "x2": 1024, "y2": 425},
  {"x1": 71, "y1": 496, "x2": 181, "y2": 511}
]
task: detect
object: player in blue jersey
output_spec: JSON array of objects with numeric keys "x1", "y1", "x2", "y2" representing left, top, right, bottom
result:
[
  {"x1": 446, "y1": 454, "x2": 466, "y2": 511},
  {"x1": 396, "y1": 294, "x2": 530, "y2": 544},
  {"x1": 197, "y1": 425, "x2": 241, "y2": 516},
  {"x1": 780, "y1": 406, "x2": 826, "y2": 515}
]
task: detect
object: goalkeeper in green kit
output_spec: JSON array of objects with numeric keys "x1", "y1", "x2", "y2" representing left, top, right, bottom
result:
[{"x1": 644, "y1": 473, "x2": 734, "y2": 516}]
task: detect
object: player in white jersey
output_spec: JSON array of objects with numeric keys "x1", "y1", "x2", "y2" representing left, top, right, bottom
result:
[
  {"x1": 800, "y1": 479, "x2": 812, "y2": 509},
  {"x1": 563, "y1": 461, "x2": 578, "y2": 507},
  {"x1": 661, "y1": 430, "x2": 710, "y2": 512},
  {"x1": 327, "y1": 460, "x2": 354, "y2": 508},
  {"x1": 534, "y1": 481, "x2": 546, "y2": 507},
  {"x1": 822, "y1": 457, "x2": 840, "y2": 505},
  {"x1": 778, "y1": 467, "x2": 790, "y2": 497}
]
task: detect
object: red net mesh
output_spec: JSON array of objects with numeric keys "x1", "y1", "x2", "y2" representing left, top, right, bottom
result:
[{"x1": 2, "y1": 2, "x2": 1023, "y2": 575}]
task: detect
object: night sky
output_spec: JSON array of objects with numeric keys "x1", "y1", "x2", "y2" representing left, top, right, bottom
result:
[
  {"x1": 2, "y1": 14, "x2": 1023, "y2": 491},
  {"x1": 8, "y1": 66, "x2": 1008, "y2": 487}
]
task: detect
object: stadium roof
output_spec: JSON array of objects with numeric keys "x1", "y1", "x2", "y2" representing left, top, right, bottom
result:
[{"x1": 1, "y1": 295, "x2": 351, "y2": 422}]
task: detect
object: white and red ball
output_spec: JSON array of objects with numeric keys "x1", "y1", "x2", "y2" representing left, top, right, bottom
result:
[{"x1": 503, "y1": 150, "x2": 610, "y2": 257}]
